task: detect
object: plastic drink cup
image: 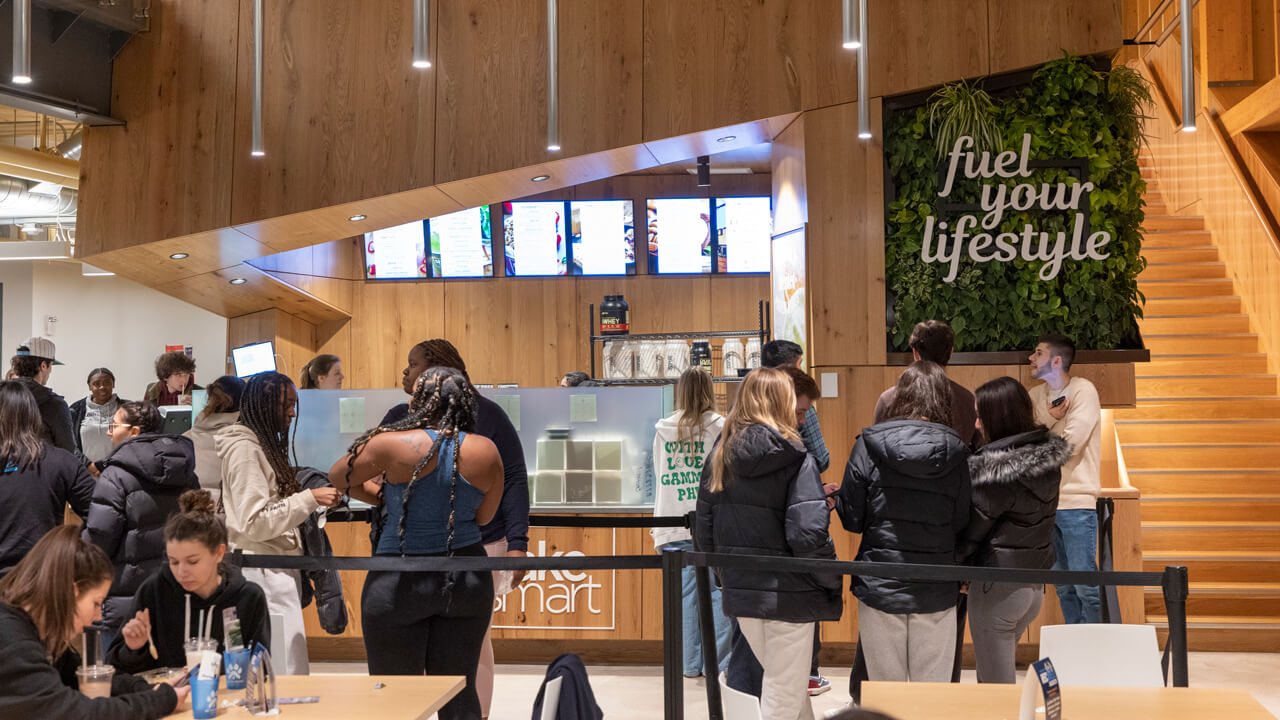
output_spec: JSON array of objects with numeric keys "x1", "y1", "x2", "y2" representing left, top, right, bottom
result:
[
  {"x1": 223, "y1": 647, "x2": 251, "y2": 690},
  {"x1": 191, "y1": 673, "x2": 219, "y2": 719},
  {"x1": 76, "y1": 664, "x2": 115, "y2": 698},
  {"x1": 184, "y1": 638, "x2": 217, "y2": 672}
]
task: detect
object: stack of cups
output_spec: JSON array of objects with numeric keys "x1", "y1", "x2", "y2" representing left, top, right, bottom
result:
[
  {"x1": 638, "y1": 341, "x2": 665, "y2": 380},
  {"x1": 722, "y1": 338, "x2": 745, "y2": 377},
  {"x1": 664, "y1": 340, "x2": 690, "y2": 378},
  {"x1": 745, "y1": 337, "x2": 762, "y2": 369}
]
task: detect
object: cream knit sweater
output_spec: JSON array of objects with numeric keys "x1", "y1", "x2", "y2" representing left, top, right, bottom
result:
[{"x1": 1030, "y1": 376, "x2": 1102, "y2": 511}]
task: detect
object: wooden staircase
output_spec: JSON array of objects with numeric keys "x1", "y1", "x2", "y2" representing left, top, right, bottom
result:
[{"x1": 1117, "y1": 157, "x2": 1280, "y2": 651}]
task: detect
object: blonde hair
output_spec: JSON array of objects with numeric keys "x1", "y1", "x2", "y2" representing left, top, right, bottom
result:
[
  {"x1": 708, "y1": 367, "x2": 800, "y2": 492},
  {"x1": 674, "y1": 368, "x2": 716, "y2": 444}
]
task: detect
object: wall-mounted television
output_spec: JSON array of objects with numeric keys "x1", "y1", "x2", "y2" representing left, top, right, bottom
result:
[
  {"x1": 646, "y1": 197, "x2": 712, "y2": 274},
  {"x1": 570, "y1": 200, "x2": 635, "y2": 276},
  {"x1": 427, "y1": 206, "x2": 493, "y2": 278},
  {"x1": 231, "y1": 341, "x2": 277, "y2": 378},
  {"x1": 363, "y1": 220, "x2": 427, "y2": 280},
  {"x1": 503, "y1": 201, "x2": 567, "y2": 276},
  {"x1": 715, "y1": 196, "x2": 773, "y2": 273}
]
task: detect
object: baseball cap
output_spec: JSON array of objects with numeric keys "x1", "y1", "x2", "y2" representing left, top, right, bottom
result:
[{"x1": 16, "y1": 337, "x2": 62, "y2": 365}]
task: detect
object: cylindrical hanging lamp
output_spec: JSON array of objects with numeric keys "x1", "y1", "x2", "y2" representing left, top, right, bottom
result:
[
  {"x1": 842, "y1": 0, "x2": 859, "y2": 50},
  {"x1": 413, "y1": 0, "x2": 431, "y2": 68},
  {"x1": 12, "y1": 0, "x2": 31, "y2": 85},
  {"x1": 546, "y1": 0, "x2": 560, "y2": 152},
  {"x1": 857, "y1": 0, "x2": 870, "y2": 139},
  {"x1": 1179, "y1": 0, "x2": 1196, "y2": 132},
  {"x1": 251, "y1": 0, "x2": 265, "y2": 156}
]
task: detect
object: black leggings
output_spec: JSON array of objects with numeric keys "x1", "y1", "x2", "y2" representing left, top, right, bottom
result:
[{"x1": 361, "y1": 543, "x2": 494, "y2": 720}]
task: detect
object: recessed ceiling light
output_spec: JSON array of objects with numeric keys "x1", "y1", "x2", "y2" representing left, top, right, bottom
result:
[
  {"x1": 348, "y1": 214, "x2": 367, "y2": 222},
  {"x1": 229, "y1": 278, "x2": 247, "y2": 285},
  {"x1": 716, "y1": 135, "x2": 737, "y2": 143},
  {"x1": 531, "y1": 174, "x2": 551, "y2": 182},
  {"x1": 169, "y1": 252, "x2": 189, "y2": 260}
]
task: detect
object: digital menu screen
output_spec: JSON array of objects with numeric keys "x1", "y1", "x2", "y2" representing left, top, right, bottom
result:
[
  {"x1": 647, "y1": 198, "x2": 712, "y2": 274},
  {"x1": 363, "y1": 221, "x2": 427, "y2": 280},
  {"x1": 428, "y1": 206, "x2": 493, "y2": 278},
  {"x1": 715, "y1": 196, "x2": 772, "y2": 273},
  {"x1": 570, "y1": 200, "x2": 635, "y2": 276},
  {"x1": 503, "y1": 201, "x2": 567, "y2": 276}
]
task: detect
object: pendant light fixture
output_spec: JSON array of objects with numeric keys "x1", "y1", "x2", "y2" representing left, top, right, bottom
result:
[
  {"x1": 546, "y1": 0, "x2": 560, "y2": 152},
  {"x1": 413, "y1": 0, "x2": 431, "y2": 68},
  {"x1": 12, "y1": 0, "x2": 31, "y2": 85},
  {"x1": 857, "y1": 0, "x2": 870, "y2": 139},
  {"x1": 842, "y1": 0, "x2": 859, "y2": 50},
  {"x1": 250, "y1": 0, "x2": 265, "y2": 156},
  {"x1": 1179, "y1": 0, "x2": 1195, "y2": 132}
]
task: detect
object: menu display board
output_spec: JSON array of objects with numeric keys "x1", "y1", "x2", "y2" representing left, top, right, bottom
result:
[
  {"x1": 504, "y1": 201, "x2": 567, "y2": 276},
  {"x1": 570, "y1": 200, "x2": 635, "y2": 276},
  {"x1": 646, "y1": 198, "x2": 712, "y2": 274},
  {"x1": 428, "y1": 206, "x2": 493, "y2": 278},
  {"x1": 716, "y1": 196, "x2": 772, "y2": 273},
  {"x1": 363, "y1": 220, "x2": 427, "y2": 280}
]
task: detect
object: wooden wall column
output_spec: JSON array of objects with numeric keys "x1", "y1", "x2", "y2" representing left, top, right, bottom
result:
[{"x1": 228, "y1": 308, "x2": 318, "y2": 381}]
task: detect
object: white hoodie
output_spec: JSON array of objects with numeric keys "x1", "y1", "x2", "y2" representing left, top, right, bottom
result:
[{"x1": 651, "y1": 410, "x2": 724, "y2": 548}]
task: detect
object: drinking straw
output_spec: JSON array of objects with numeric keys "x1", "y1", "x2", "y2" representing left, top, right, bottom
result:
[
  {"x1": 81, "y1": 633, "x2": 87, "y2": 671},
  {"x1": 197, "y1": 610, "x2": 204, "y2": 646},
  {"x1": 203, "y1": 606, "x2": 214, "y2": 643},
  {"x1": 96, "y1": 627, "x2": 104, "y2": 666},
  {"x1": 184, "y1": 594, "x2": 191, "y2": 642}
]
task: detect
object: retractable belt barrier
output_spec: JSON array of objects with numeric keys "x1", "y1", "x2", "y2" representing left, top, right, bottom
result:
[{"x1": 239, "y1": 513, "x2": 1189, "y2": 720}]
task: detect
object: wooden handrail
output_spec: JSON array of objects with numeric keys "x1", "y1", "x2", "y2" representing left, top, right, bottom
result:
[
  {"x1": 1131, "y1": 0, "x2": 1174, "y2": 44},
  {"x1": 1203, "y1": 110, "x2": 1280, "y2": 263}
]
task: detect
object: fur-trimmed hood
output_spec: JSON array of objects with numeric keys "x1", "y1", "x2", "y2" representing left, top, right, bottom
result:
[{"x1": 968, "y1": 428, "x2": 1068, "y2": 504}]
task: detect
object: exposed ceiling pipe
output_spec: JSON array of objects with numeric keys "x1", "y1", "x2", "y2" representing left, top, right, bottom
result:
[
  {"x1": 0, "y1": 177, "x2": 77, "y2": 222},
  {"x1": 56, "y1": 131, "x2": 82, "y2": 161}
]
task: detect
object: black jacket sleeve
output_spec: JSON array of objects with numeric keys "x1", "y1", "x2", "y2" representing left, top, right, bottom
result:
[
  {"x1": 103, "y1": 593, "x2": 154, "y2": 675},
  {"x1": 63, "y1": 455, "x2": 96, "y2": 522},
  {"x1": 693, "y1": 463, "x2": 716, "y2": 554},
  {"x1": 3, "y1": 640, "x2": 177, "y2": 720},
  {"x1": 834, "y1": 439, "x2": 872, "y2": 534},
  {"x1": 69, "y1": 399, "x2": 86, "y2": 456},
  {"x1": 784, "y1": 456, "x2": 842, "y2": 591},
  {"x1": 45, "y1": 399, "x2": 76, "y2": 455},
  {"x1": 957, "y1": 482, "x2": 1012, "y2": 564},
  {"x1": 486, "y1": 409, "x2": 530, "y2": 553},
  {"x1": 82, "y1": 471, "x2": 127, "y2": 560}
]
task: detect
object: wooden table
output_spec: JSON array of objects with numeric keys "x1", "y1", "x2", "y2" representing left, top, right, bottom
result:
[
  {"x1": 166, "y1": 675, "x2": 464, "y2": 720},
  {"x1": 861, "y1": 681, "x2": 1277, "y2": 720}
]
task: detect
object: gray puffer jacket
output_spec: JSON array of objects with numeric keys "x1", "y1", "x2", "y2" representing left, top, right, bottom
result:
[
  {"x1": 82, "y1": 433, "x2": 199, "y2": 630},
  {"x1": 694, "y1": 423, "x2": 843, "y2": 624}
]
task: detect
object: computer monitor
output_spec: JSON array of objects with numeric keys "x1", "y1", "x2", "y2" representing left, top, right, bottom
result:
[
  {"x1": 231, "y1": 341, "x2": 276, "y2": 378},
  {"x1": 158, "y1": 406, "x2": 193, "y2": 435}
]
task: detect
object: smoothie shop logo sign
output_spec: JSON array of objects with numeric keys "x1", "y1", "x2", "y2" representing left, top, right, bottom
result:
[{"x1": 921, "y1": 134, "x2": 1111, "y2": 282}]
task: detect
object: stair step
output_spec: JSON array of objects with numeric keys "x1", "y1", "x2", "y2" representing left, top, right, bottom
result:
[
  {"x1": 1141, "y1": 246, "x2": 1220, "y2": 263},
  {"x1": 1143, "y1": 296, "x2": 1243, "y2": 315},
  {"x1": 1139, "y1": 278, "x2": 1235, "y2": 297},
  {"x1": 1134, "y1": 374, "x2": 1277, "y2": 397},
  {"x1": 1145, "y1": 215, "x2": 1206, "y2": 231},
  {"x1": 1117, "y1": 418, "x2": 1280, "y2": 443},
  {"x1": 1142, "y1": 230, "x2": 1214, "y2": 248},
  {"x1": 1128, "y1": 469, "x2": 1280, "y2": 493},
  {"x1": 1142, "y1": 522, "x2": 1280, "y2": 552},
  {"x1": 1120, "y1": 396, "x2": 1280, "y2": 419},
  {"x1": 1140, "y1": 262, "x2": 1228, "y2": 280},
  {"x1": 1139, "y1": 315, "x2": 1250, "y2": 334},
  {"x1": 1146, "y1": 585, "x2": 1280, "y2": 617},
  {"x1": 1151, "y1": 618, "x2": 1280, "y2": 651},
  {"x1": 1141, "y1": 334, "x2": 1259, "y2": 354},
  {"x1": 1124, "y1": 443, "x2": 1280, "y2": 468},
  {"x1": 1144, "y1": 552, "x2": 1280, "y2": 583},
  {"x1": 1140, "y1": 496, "x2": 1280, "y2": 521},
  {"x1": 1142, "y1": 354, "x2": 1268, "y2": 374}
]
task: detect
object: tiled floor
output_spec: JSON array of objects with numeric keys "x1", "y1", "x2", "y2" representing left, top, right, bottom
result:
[{"x1": 315, "y1": 652, "x2": 1280, "y2": 718}]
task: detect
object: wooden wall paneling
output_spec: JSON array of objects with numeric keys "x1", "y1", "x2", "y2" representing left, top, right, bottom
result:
[
  {"x1": 153, "y1": 263, "x2": 350, "y2": 325},
  {"x1": 804, "y1": 100, "x2": 887, "y2": 367},
  {"x1": 81, "y1": 228, "x2": 276, "y2": 288},
  {"x1": 345, "y1": 280, "x2": 448, "y2": 390},
  {"x1": 248, "y1": 239, "x2": 361, "y2": 313},
  {"x1": 987, "y1": 0, "x2": 1124, "y2": 75},
  {"x1": 867, "y1": 0, "x2": 989, "y2": 97},
  {"x1": 771, "y1": 115, "x2": 807, "y2": 236},
  {"x1": 77, "y1": 0, "x2": 239, "y2": 256},
  {"x1": 443, "y1": 279, "x2": 579, "y2": 388},
  {"x1": 231, "y1": 0, "x2": 435, "y2": 226},
  {"x1": 557, "y1": 0, "x2": 644, "y2": 156}
]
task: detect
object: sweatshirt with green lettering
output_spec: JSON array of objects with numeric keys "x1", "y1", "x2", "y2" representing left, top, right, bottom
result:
[{"x1": 651, "y1": 410, "x2": 724, "y2": 549}]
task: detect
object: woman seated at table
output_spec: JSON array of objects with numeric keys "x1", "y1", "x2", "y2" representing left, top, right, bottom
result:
[
  {"x1": 0, "y1": 525, "x2": 186, "y2": 718},
  {"x1": 329, "y1": 366, "x2": 504, "y2": 720},
  {"x1": 107, "y1": 489, "x2": 271, "y2": 673}
]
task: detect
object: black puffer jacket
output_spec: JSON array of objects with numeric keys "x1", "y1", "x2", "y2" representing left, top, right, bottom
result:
[
  {"x1": 835, "y1": 420, "x2": 971, "y2": 614},
  {"x1": 694, "y1": 424, "x2": 842, "y2": 624},
  {"x1": 959, "y1": 428, "x2": 1068, "y2": 570},
  {"x1": 82, "y1": 434, "x2": 198, "y2": 629}
]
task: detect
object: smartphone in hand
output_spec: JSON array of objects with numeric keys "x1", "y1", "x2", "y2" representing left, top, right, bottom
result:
[{"x1": 1051, "y1": 396, "x2": 1066, "y2": 408}]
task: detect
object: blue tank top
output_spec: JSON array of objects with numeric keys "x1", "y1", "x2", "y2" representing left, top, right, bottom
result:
[{"x1": 376, "y1": 430, "x2": 485, "y2": 555}]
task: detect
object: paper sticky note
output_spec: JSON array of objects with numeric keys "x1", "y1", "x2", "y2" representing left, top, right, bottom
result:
[
  {"x1": 569, "y1": 394, "x2": 597, "y2": 423},
  {"x1": 338, "y1": 397, "x2": 366, "y2": 434},
  {"x1": 820, "y1": 372, "x2": 839, "y2": 399},
  {"x1": 495, "y1": 395, "x2": 521, "y2": 431}
]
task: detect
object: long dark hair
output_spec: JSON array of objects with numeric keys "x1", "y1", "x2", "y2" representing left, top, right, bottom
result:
[
  {"x1": 239, "y1": 372, "x2": 300, "y2": 497},
  {"x1": 0, "y1": 380, "x2": 45, "y2": 470},
  {"x1": 345, "y1": 366, "x2": 478, "y2": 556},
  {"x1": 298, "y1": 354, "x2": 340, "y2": 389},
  {"x1": 0, "y1": 525, "x2": 113, "y2": 658},
  {"x1": 975, "y1": 376, "x2": 1039, "y2": 444},
  {"x1": 885, "y1": 360, "x2": 954, "y2": 429}
]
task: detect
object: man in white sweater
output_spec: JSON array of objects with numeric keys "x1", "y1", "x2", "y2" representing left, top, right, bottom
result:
[{"x1": 1028, "y1": 333, "x2": 1102, "y2": 624}]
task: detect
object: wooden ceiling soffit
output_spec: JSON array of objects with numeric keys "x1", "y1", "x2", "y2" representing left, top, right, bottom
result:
[
  {"x1": 1220, "y1": 75, "x2": 1280, "y2": 135},
  {"x1": 81, "y1": 228, "x2": 277, "y2": 287},
  {"x1": 642, "y1": 115, "x2": 798, "y2": 166},
  {"x1": 153, "y1": 263, "x2": 350, "y2": 325}
]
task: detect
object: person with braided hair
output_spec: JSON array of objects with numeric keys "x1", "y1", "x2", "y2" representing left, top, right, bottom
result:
[
  {"x1": 215, "y1": 372, "x2": 341, "y2": 675},
  {"x1": 330, "y1": 366, "x2": 503, "y2": 720}
]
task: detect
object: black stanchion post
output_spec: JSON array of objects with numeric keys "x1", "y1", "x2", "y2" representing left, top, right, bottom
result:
[
  {"x1": 695, "y1": 565, "x2": 723, "y2": 720},
  {"x1": 1162, "y1": 565, "x2": 1190, "y2": 687},
  {"x1": 662, "y1": 549, "x2": 685, "y2": 720}
]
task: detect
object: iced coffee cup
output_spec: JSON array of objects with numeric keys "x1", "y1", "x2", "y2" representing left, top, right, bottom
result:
[
  {"x1": 77, "y1": 664, "x2": 115, "y2": 698},
  {"x1": 184, "y1": 638, "x2": 217, "y2": 671}
]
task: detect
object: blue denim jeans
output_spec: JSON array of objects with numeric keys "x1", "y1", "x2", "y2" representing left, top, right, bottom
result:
[
  {"x1": 662, "y1": 541, "x2": 732, "y2": 676},
  {"x1": 1052, "y1": 509, "x2": 1102, "y2": 624}
]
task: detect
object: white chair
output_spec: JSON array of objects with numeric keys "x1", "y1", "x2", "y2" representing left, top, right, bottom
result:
[
  {"x1": 540, "y1": 675, "x2": 563, "y2": 720},
  {"x1": 1037, "y1": 624, "x2": 1164, "y2": 687},
  {"x1": 719, "y1": 672, "x2": 762, "y2": 720},
  {"x1": 268, "y1": 612, "x2": 286, "y2": 662}
]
